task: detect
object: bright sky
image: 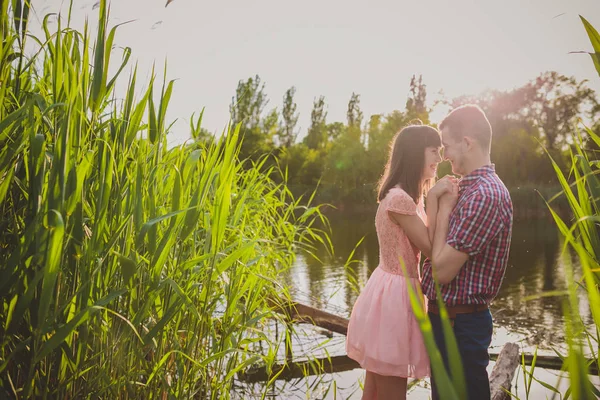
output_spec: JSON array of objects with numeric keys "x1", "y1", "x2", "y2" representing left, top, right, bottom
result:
[{"x1": 35, "y1": 0, "x2": 600, "y2": 145}]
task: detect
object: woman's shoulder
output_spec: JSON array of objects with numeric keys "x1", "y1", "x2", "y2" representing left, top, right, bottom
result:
[
  {"x1": 385, "y1": 186, "x2": 415, "y2": 203},
  {"x1": 383, "y1": 186, "x2": 417, "y2": 216}
]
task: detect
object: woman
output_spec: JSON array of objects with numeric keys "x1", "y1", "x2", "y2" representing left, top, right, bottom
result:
[{"x1": 346, "y1": 124, "x2": 455, "y2": 399}]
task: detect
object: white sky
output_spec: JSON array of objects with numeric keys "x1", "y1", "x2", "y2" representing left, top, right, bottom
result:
[{"x1": 34, "y1": 0, "x2": 600, "y2": 145}]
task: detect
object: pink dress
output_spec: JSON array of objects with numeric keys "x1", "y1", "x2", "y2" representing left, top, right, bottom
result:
[{"x1": 346, "y1": 187, "x2": 430, "y2": 378}]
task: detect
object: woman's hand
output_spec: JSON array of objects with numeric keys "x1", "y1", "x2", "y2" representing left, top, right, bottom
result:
[
  {"x1": 428, "y1": 175, "x2": 458, "y2": 199},
  {"x1": 439, "y1": 183, "x2": 459, "y2": 213}
]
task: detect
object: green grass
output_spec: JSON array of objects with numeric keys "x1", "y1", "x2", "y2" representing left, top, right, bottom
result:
[{"x1": 0, "y1": 1, "x2": 328, "y2": 398}]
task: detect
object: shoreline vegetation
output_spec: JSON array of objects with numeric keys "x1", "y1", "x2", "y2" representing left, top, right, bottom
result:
[{"x1": 0, "y1": 1, "x2": 327, "y2": 398}]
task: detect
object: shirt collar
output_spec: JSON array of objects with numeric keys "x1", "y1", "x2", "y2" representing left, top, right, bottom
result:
[{"x1": 459, "y1": 164, "x2": 495, "y2": 190}]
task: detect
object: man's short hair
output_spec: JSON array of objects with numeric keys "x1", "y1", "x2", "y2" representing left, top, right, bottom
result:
[{"x1": 439, "y1": 104, "x2": 492, "y2": 151}]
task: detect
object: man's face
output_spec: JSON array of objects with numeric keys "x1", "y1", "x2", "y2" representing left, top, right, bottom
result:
[{"x1": 441, "y1": 127, "x2": 466, "y2": 176}]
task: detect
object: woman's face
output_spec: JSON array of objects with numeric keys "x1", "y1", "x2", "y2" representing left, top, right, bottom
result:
[{"x1": 423, "y1": 146, "x2": 442, "y2": 180}]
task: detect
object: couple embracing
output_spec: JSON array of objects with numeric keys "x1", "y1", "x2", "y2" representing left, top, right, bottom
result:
[{"x1": 346, "y1": 105, "x2": 513, "y2": 400}]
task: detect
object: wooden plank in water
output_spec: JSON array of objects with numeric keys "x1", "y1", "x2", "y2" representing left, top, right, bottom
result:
[
  {"x1": 268, "y1": 298, "x2": 349, "y2": 336},
  {"x1": 238, "y1": 355, "x2": 360, "y2": 383}
]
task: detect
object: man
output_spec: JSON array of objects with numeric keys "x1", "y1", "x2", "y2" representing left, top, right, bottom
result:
[{"x1": 422, "y1": 105, "x2": 513, "y2": 400}]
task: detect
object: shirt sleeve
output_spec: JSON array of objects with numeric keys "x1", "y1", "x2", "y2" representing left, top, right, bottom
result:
[
  {"x1": 386, "y1": 188, "x2": 417, "y2": 217},
  {"x1": 446, "y1": 194, "x2": 505, "y2": 256}
]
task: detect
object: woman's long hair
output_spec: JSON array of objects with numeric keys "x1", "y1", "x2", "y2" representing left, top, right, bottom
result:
[{"x1": 377, "y1": 125, "x2": 441, "y2": 203}]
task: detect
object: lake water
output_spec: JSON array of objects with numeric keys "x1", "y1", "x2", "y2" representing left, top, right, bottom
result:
[{"x1": 261, "y1": 210, "x2": 597, "y2": 399}]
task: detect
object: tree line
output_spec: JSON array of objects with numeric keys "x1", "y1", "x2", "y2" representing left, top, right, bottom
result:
[{"x1": 196, "y1": 72, "x2": 599, "y2": 208}]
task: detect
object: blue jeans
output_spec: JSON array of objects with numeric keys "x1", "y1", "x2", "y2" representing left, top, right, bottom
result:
[{"x1": 429, "y1": 309, "x2": 493, "y2": 400}]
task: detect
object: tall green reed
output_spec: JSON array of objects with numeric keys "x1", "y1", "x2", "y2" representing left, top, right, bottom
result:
[
  {"x1": 0, "y1": 1, "x2": 325, "y2": 398},
  {"x1": 540, "y1": 124, "x2": 600, "y2": 399},
  {"x1": 530, "y1": 15, "x2": 600, "y2": 400}
]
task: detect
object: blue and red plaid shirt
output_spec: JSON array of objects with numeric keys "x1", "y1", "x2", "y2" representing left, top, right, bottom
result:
[{"x1": 422, "y1": 164, "x2": 513, "y2": 306}]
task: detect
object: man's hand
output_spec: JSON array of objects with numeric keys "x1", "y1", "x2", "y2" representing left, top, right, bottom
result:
[{"x1": 428, "y1": 175, "x2": 458, "y2": 199}]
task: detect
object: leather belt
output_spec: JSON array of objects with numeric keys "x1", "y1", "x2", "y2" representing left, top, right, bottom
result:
[{"x1": 428, "y1": 301, "x2": 488, "y2": 320}]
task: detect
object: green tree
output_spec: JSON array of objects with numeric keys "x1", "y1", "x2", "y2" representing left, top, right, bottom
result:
[
  {"x1": 405, "y1": 74, "x2": 429, "y2": 123},
  {"x1": 304, "y1": 96, "x2": 328, "y2": 150},
  {"x1": 450, "y1": 72, "x2": 599, "y2": 151},
  {"x1": 230, "y1": 75, "x2": 273, "y2": 159},
  {"x1": 326, "y1": 122, "x2": 345, "y2": 142},
  {"x1": 526, "y1": 71, "x2": 598, "y2": 149},
  {"x1": 278, "y1": 143, "x2": 309, "y2": 184},
  {"x1": 321, "y1": 93, "x2": 370, "y2": 205},
  {"x1": 365, "y1": 114, "x2": 382, "y2": 152},
  {"x1": 346, "y1": 92, "x2": 363, "y2": 132},
  {"x1": 262, "y1": 108, "x2": 280, "y2": 142},
  {"x1": 346, "y1": 92, "x2": 365, "y2": 147},
  {"x1": 299, "y1": 148, "x2": 328, "y2": 186},
  {"x1": 363, "y1": 114, "x2": 384, "y2": 183},
  {"x1": 230, "y1": 74, "x2": 267, "y2": 130},
  {"x1": 279, "y1": 86, "x2": 299, "y2": 148}
]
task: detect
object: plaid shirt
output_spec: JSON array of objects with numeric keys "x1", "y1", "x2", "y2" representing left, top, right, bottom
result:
[{"x1": 422, "y1": 165, "x2": 513, "y2": 306}]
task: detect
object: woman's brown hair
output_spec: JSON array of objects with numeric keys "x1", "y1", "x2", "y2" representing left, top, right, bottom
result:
[{"x1": 377, "y1": 125, "x2": 441, "y2": 203}]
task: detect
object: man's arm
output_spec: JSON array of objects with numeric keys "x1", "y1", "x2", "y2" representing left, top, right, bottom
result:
[{"x1": 432, "y1": 193, "x2": 505, "y2": 285}]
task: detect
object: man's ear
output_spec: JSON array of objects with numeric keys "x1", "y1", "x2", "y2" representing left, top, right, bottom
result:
[{"x1": 463, "y1": 135, "x2": 475, "y2": 151}]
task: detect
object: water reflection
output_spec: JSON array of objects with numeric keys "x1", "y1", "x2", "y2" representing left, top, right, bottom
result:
[
  {"x1": 287, "y1": 209, "x2": 589, "y2": 347},
  {"x1": 492, "y1": 217, "x2": 564, "y2": 343}
]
